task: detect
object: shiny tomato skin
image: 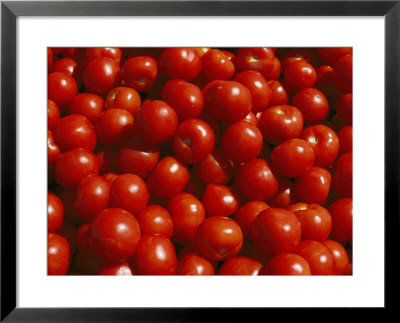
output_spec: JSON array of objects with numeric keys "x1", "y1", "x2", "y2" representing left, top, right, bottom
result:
[
  {"x1": 271, "y1": 138, "x2": 315, "y2": 178},
  {"x1": 234, "y1": 48, "x2": 275, "y2": 76},
  {"x1": 219, "y1": 256, "x2": 263, "y2": 275},
  {"x1": 134, "y1": 234, "x2": 177, "y2": 275},
  {"x1": 201, "y1": 49, "x2": 235, "y2": 81},
  {"x1": 110, "y1": 173, "x2": 149, "y2": 215},
  {"x1": 146, "y1": 156, "x2": 189, "y2": 199},
  {"x1": 137, "y1": 205, "x2": 174, "y2": 238},
  {"x1": 194, "y1": 149, "x2": 234, "y2": 185},
  {"x1": 116, "y1": 136, "x2": 160, "y2": 178},
  {"x1": 48, "y1": 130, "x2": 60, "y2": 165},
  {"x1": 196, "y1": 216, "x2": 243, "y2": 262},
  {"x1": 161, "y1": 78, "x2": 187, "y2": 98},
  {"x1": 167, "y1": 192, "x2": 205, "y2": 244},
  {"x1": 104, "y1": 86, "x2": 141, "y2": 116},
  {"x1": 338, "y1": 125, "x2": 353, "y2": 155},
  {"x1": 69, "y1": 93, "x2": 104, "y2": 122},
  {"x1": 332, "y1": 153, "x2": 352, "y2": 198},
  {"x1": 55, "y1": 148, "x2": 99, "y2": 188},
  {"x1": 264, "y1": 56, "x2": 282, "y2": 80},
  {"x1": 122, "y1": 56, "x2": 158, "y2": 92},
  {"x1": 317, "y1": 48, "x2": 352, "y2": 64},
  {"x1": 94, "y1": 108, "x2": 134, "y2": 146},
  {"x1": 84, "y1": 47, "x2": 122, "y2": 66},
  {"x1": 258, "y1": 105, "x2": 304, "y2": 145},
  {"x1": 83, "y1": 57, "x2": 122, "y2": 96},
  {"x1": 48, "y1": 192, "x2": 65, "y2": 233},
  {"x1": 202, "y1": 184, "x2": 241, "y2": 218},
  {"x1": 268, "y1": 80, "x2": 289, "y2": 106},
  {"x1": 73, "y1": 175, "x2": 111, "y2": 221},
  {"x1": 291, "y1": 88, "x2": 329, "y2": 124},
  {"x1": 235, "y1": 159, "x2": 279, "y2": 201},
  {"x1": 295, "y1": 166, "x2": 331, "y2": 204},
  {"x1": 261, "y1": 253, "x2": 311, "y2": 275},
  {"x1": 329, "y1": 198, "x2": 353, "y2": 242},
  {"x1": 158, "y1": 48, "x2": 201, "y2": 80},
  {"x1": 89, "y1": 208, "x2": 141, "y2": 262},
  {"x1": 322, "y1": 240, "x2": 349, "y2": 275},
  {"x1": 51, "y1": 57, "x2": 79, "y2": 79},
  {"x1": 98, "y1": 262, "x2": 135, "y2": 275},
  {"x1": 134, "y1": 100, "x2": 178, "y2": 144},
  {"x1": 172, "y1": 119, "x2": 215, "y2": 164},
  {"x1": 300, "y1": 124, "x2": 340, "y2": 167},
  {"x1": 284, "y1": 60, "x2": 317, "y2": 92},
  {"x1": 48, "y1": 99, "x2": 60, "y2": 130},
  {"x1": 315, "y1": 64, "x2": 336, "y2": 96},
  {"x1": 332, "y1": 54, "x2": 352, "y2": 93},
  {"x1": 295, "y1": 240, "x2": 336, "y2": 275},
  {"x1": 53, "y1": 114, "x2": 97, "y2": 152},
  {"x1": 336, "y1": 93, "x2": 352, "y2": 124},
  {"x1": 162, "y1": 81, "x2": 204, "y2": 121},
  {"x1": 204, "y1": 80, "x2": 252, "y2": 124},
  {"x1": 235, "y1": 201, "x2": 270, "y2": 238},
  {"x1": 220, "y1": 121, "x2": 263, "y2": 163},
  {"x1": 48, "y1": 72, "x2": 78, "y2": 108},
  {"x1": 48, "y1": 232, "x2": 71, "y2": 275},
  {"x1": 280, "y1": 48, "x2": 318, "y2": 72},
  {"x1": 175, "y1": 253, "x2": 215, "y2": 275},
  {"x1": 251, "y1": 208, "x2": 301, "y2": 256}
]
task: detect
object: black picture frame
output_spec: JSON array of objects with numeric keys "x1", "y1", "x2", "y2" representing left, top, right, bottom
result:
[{"x1": 1, "y1": 0, "x2": 399, "y2": 321}]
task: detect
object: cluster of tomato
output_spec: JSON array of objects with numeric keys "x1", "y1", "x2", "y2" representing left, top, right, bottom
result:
[{"x1": 47, "y1": 47, "x2": 352, "y2": 276}]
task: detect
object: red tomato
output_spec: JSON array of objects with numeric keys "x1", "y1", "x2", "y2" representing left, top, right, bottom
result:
[
  {"x1": 134, "y1": 234, "x2": 177, "y2": 275},
  {"x1": 48, "y1": 232, "x2": 71, "y2": 275},
  {"x1": 322, "y1": 240, "x2": 349, "y2": 275},
  {"x1": 258, "y1": 105, "x2": 304, "y2": 145},
  {"x1": 202, "y1": 184, "x2": 241, "y2": 218},
  {"x1": 122, "y1": 56, "x2": 158, "y2": 92},
  {"x1": 51, "y1": 57, "x2": 79, "y2": 79},
  {"x1": 48, "y1": 99, "x2": 60, "y2": 130},
  {"x1": 89, "y1": 208, "x2": 141, "y2": 262},
  {"x1": 48, "y1": 130, "x2": 60, "y2": 165},
  {"x1": 291, "y1": 88, "x2": 329, "y2": 124},
  {"x1": 98, "y1": 262, "x2": 135, "y2": 275},
  {"x1": 234, "y1": 48, "x2": 275, "y2": 76},
  {"x1": 235, "y1": 201, "x2": 269, "y2": 238},
  {"x1": 284, "y1": 60, "x2": 317, "y2": 92},
  {"x1": 201, "y1": 49, "x2": 235, "y2": 81},
  {"x1": 329, "y1": 198, "x2": 353, "y2": 242},
  {"x1": 48, "y1": 72, "x2": 78, "y2": 108},
  {"x1": 167, "y1": 192, "x2": 206, "y2": 244},
  {"x1": 196, "y1": 216, "x2": 243, "y2": 262},
  {"x1": 104, "y1": 86, "x2": 141, "y2": 116},
  {"x1": 295, "y1": 240, "x2": 336, "y2": 275},
  {"x1": 251, "y1": 208, "x2": 301, "y2": 256},
  {"x1": 295, "y1": 166, "x2": 331, "y2": 204},
  {"x1": 175, "y1": 253, "x2": 215, "y2": 275},
  {"x1": 338, "y1": 125, "x2": 353, "y2": 155},
  {"x1": 332, "y1": 54, "x2": 353, "y2": 93},
  {"x1": 158, "y1": 48, "x2": 201, "y2": 80},
  {"x1": 84, "y1": 47, "x2": 122, "y2": 66},
  {"x1": 219, "y1": 256, "x2": 263, "y2": 275},
  {"x1": 267, "y1": 80, "x2": 289, "y2": 106},
  {"x1": 137, "y1": 205, "x2": 174, "y2": 238},
  {"x1": 260, "y1": 253, "x2": 311, "y2": 275},
  {"x1": 336, "y1": 93, "x2": 352, "y2": 124},
  {"x1": 221, "y1": 121, "x2": 263, "y2": 163},
  {"x1": 204, "y1": 80, "x2": 252, "y2": 124},
  {"x1": 280, "y1": 48, "x2": 318, "y2": 71},
  {"x1": 69, "y1": 93, "x2": 104, "y2": 122},
  {"x1": 317, "y1": 48, "x2": 352, "y2": 64},
  {"x1": 48, "y1": 192, "x2": 65, "y2": 233},
  {"x1": 271, "y1": 138, "x2": 315, "y2": 178},
  {"x1": 236, "y1": 159, "x2": 279, "y2": 201},
  {"x1": 268, "y1": 179, "x2": 297, "y2": 208},
  {"x1": 315, "y1": 64, "x2": 336, "y2": 96},
  {"x1": 194, "y1": 149, "x2": 234, "y2": 185},
  {"x1": 264, "y1": 56, "x2": 282, "y2": 80},
  {"x1": 331, "y1": 153, "x2": 352, "y2": 198}
]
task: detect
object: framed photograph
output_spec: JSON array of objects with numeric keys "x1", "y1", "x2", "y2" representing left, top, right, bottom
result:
[{"x1": 1, "y1": 0, "x2": 399, "y2": 321}]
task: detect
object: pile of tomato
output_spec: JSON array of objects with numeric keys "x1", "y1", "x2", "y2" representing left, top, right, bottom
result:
[{"x1": 47, "y1": 47, "x2": 352, "y2": 276}]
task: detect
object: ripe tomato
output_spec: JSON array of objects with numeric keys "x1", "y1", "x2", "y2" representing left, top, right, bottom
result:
[
  {"x1": 260, "y1": 253, "x2": 311, "y2": 275},
  {"x1": 280, "y1": 48, "x2": 318, "y2": 72},
  {"x1": 201, "y1": 49, "x2": 235, "y2": 81},
  {"x1": 268, "y1": 179, "x2": 297, "y2": 208},
  {"x1": 48, "y1": 192, "x2": 65, "y2": 233},
  {"x1": 69, "y1": 93, "x2": 104, "y2": 122},
  {"x1": 267, "y1": 80, "x2": 289, "y2": 106},
  {"x1": 202, "y1": 184, "x2": 241, "y2": 218},
  {"x1": 331, "y1": 153, "x2": 352, "y2": 198},
  {"x1": 48, "y1": 99, "x2": 60, "y2": 130},
  {"x1": 48, "y1": 130, "x2": 60, "y2": 165},
  {"x1": 98, "y1": 262, "x2": 135, "y2": 275},
  {"x1": 284, "y1": 60, "x2": 317, "y2": 92},
  {"x1": 194, "y1": 149, "x2": 234, "y2": 185},
  {"x1": 234, "y1": 47, "x2": 275, "y2": 76},
  {"x1": 137, "y1": 205, "x2": 174, "y2": 238},
  {"x1": 219, "y1": 256, "x2": 263, "y2": 275},
  {"x1": 322, "y1": 240, "x2": 349, "y2": 275},
  {"x1": 338, "y1": 125, "x2": 353, "y2": 155},
  {"x1": 158, "y1": 48, "x2": 201, "y2": 80},
  {"x1": 175, "y1": 253, "x2": 215, "y2": 275},
  {"x1": 295, "y1": 166, "x2": 331, "y2": 204},
  {"x1": 104, "y1": 86, "x2": 141, "y2": 116},
  {"x1": 51, "y1": 57, "x2": 79, "y2": 79},
  {"x1": 235, "y1": 201, "x2": 270, "y2": 238},
  {"x1": 317, "y1": 48, "x2": 352, "y2": 64},
  {"x1": 332, "y1": 54, "x2": 353, "y2": 93},
  {"x1": 122, "y1": 56, "x2": 158, "y2": 92},
  {"x1": 329, "y1": 198, "x2": 353, "y2": 242},
  {"x1": 48, "y1": 233, "x2": 71, "y2": 275},
  {"x1": 295, "y1": 240, "x2": 336, "y2": 275},
  {"x1": 291, "y1": 88, "x2": 329, "y2": 124},
  {"x1": 48, "y1": 72, "x2": 78, "y2": 108},
  {"x1": 84, "y1": 47, "x2": 122, "y2": 66}
]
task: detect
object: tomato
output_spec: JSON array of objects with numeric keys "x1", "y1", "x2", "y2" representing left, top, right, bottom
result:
[
  {"x1": 202, "y1": 184, "x2": 241, "y2": 218},
  {"x1": 69, "y1": 93, "x2": 104, "y2": 122},
  {"x1": 234, "y1": 48, "x2": 275, "y2": 76},
  {"x1": 89, "y1": 208, "x2": 141, "y2": 262},
  {"x1": 331, "y1": 153, "x2": 352, "y2": 198},
  {"x1": 83, "y1": 57, "x2": 122, "y2": 96},
  {"x1": 73, "y1": 175, "x2": 110, "y2": 220},
  {"x1": 317, "y1": 48, "x2": 352, "y2": 64},
  {"x1": 55, "y1": 148, "x2": 99, "y2": 188},
  {"x1": 300, "y1": 124, "x2": 339, "y2": 167},
  {"x1": 98, "y1": 262, "x2": 135, "y2": 275},
  {"x1": 167, "y1": 192, "x2": 205, "y2": 244},
  {"x1": 280, "y1": 48, "x2": 318, "y2": 71},
  {"x1": 48, "y1": 99, "x2": 60, "y2": 130},
  {"x1": 260, "y1": 253, "x2": 311, "y2": 275},
  {"x1": 201, "y1": 49, "x2": 235, "y2": 81},
  {"x1": 94, "y1": 108, "x2": 134, "y2": 146},
  {"x1": 235, "y1": 159, "x2": 279, "y2": 201},
  {"x1": 271, "y1": 138, "x2": 315, "y2": 178},
  {"x1": 295, "y1": 166, "x2": 331, "y2": 204},
  {"x1": 204, "y1": 80, "x2": 252, "y2": 124},
  {"x1": 251, "y1": 208, "x2": 301, "y2": 256},
  {"x1": 295, "y1": 240, "x2": 336, "y2": 275},
  {"x1": 122, "y1": 56, "x2": 158, "y2": 92},
  {"x1": 219, "y1": 256, "x2": 263, "y2": 275},
  {"x1": 84, "y1": 47, "x2": 122, "y2": 66},
  {"x1": 332, "y1": 54, "x2": 353, "y2": 93},
  {"x1": 48, "y1": 130, "x2": 60, "y2": 165},
  {"x1": 48, "y1": 232, "x2": 71, "y2": 275},
  {"x1": 322, "y1": 240, "x2": 349, "y2": 275},
  {"x1": 196, "y1": 216, "x2": 243, "y2": 262},
  {"x1": 53, "y1": 114, "x2": 97, "y2": 152},
  {"x1": 116, "y1": 136, "x2": 160, "y2": 178},
  {"x1": 315, "y1": 64, "x2": 336, "y2": 96},
  {"x1": 267, "y1": 80, "x2": 289, "y2": 106},
  {"x1": 134, "y1": 234, "x2": 177, "y2": 275},
  {"x1": 264, "y1": 56, "x2": 282, "y2": 80},
  {"x1": 268, "y1": 179, "x2": 297, "y2": 208},
  {"x1": 48, "y1": 192, "x2": 65, "y2": 233},
  {"x1": 284, "y1": 60, "x2": 317, "y2": 92},
  {"x1": 194, "y1": 149, "x2": 234, "y2": 185},
  {"x1": 134, "y1": 100, "x2": 178, "y2": 144},
  {"x1": 235, "y1": 201, "x2": 269, "y2": 238},
  {"x1": 175, "y1": 253, "x2": 215, "y2": 275},
  {"x1": 258, "y1": 105, "x2": 304, "y2": 145},
  {"x1": 329, "y1": 198, "x2": 352, "y2": 242},
  {"x1": 158, "y1": 48, "x2": 201, "y2": 80},
  {"x1": 291, "y1": 88, "x2": 329, "y2": 124},
  {"x1": 137, "y1": 205, "x2": 174, "y2": 238},
  {"x1": 335, "y1": 93, "x2": 352, "y2": 124},
  {"x1": 51, "y1": 57, "x2": 79, "y2": 79},
  {"x1": 146, "y1": 156, "x2": 189, "y2": 199},
  {"x1": 48, "y1": 72, "x2": 78, "y2": 108},
  {"x1": 338, "y1": 125, "x2": 353, "y2": 155},
  {"x1": 104, "y1": 86, "x2": 141, "y2": 116},
  {"x1": 220, "y1": 121, "x2": 262, "y2": 164}
]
